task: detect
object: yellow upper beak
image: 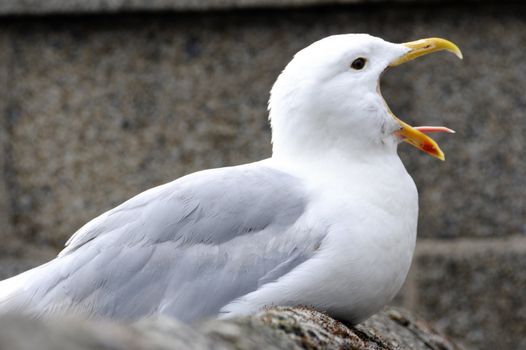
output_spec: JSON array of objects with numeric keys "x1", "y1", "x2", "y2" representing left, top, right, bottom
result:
[
  {"x1": 390, "y1": 37, "x2": 463, "y2": 67},
  {"x1": 389, "y1": 38, "x2": 463, "y2": 161}
]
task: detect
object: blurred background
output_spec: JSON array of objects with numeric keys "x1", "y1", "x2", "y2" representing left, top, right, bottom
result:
[{"x1": 0, "y1": 0, "x2": 524, "y2": 349}]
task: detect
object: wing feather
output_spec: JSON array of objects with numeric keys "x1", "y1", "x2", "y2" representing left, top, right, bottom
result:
[{"x1": 0, "y1": 163, "x2": 327, "y2": 321}]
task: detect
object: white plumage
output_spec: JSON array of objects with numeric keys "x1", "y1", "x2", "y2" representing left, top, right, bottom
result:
[{"x1": 0, "y1": 34, "x2": 461, "y2": 323}]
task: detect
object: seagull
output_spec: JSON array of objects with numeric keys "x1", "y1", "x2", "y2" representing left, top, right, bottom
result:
[{"x1": 0, "y1": 34, "x2": 462, "y2": 324}]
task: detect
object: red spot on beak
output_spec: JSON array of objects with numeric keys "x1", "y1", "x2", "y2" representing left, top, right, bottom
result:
[{"x1": 422, "y1": 143, "x2": 437, "y2": 154}]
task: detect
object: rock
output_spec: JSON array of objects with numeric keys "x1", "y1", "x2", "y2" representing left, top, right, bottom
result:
[{"x1": 0, "y1": 307, "x2": 461, "y2": 350}]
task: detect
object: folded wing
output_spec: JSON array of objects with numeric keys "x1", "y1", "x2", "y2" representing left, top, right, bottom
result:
[{"x1": 0, "y1": 164, "x2": 327, "y2": 321}]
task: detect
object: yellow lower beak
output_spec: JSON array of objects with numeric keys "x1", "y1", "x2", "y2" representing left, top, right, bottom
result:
[
  {"x1": 396, "y1": 118, "x2": 445, "y2": 161},
  {"x1": 388, "y1": 38, "x2": 462, "y2": 160}
]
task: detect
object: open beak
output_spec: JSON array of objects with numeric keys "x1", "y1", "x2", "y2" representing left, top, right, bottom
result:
[{"x1": 389, "y1": 38, "x2": 462, "y2": 161}]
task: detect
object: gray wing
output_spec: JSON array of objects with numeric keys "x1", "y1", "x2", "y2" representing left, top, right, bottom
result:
[{"x1": 0, "y1": 163, "x2": 327, "y2": 322}]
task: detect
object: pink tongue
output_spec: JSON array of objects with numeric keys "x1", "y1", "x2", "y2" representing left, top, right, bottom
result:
[{"x1": 415, "y1": 126, "x2": 455, "y2": 134}]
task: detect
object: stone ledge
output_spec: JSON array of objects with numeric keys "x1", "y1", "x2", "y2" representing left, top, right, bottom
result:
[
  {"x1": 415, "y1": 235, "x2": 526, "y2": 256},
  {"x1": 412, "y1": 245, "x2": 526, "y2": 350},
  {"x1": 0, "y1": 306, "x2": 461, "y2": 350},
  {"x1": 0, "y1": 0, "x2": 498, "y2": 16}
]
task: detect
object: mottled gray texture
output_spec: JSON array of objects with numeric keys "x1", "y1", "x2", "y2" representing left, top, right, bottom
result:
[
  {"x1": 0, "y1": 0, "x2": 493, "y2": 15},
  {"x1": 0, "y1": 165, "x2": 325, "y2": 322},
  {"x1": 6, "y1": 16, "x2": 276, "y2": 248},
  {"x1": 0, "y1": 306, "x2": 461, "y2": 350},
  {"x1": 0, "y1": 255, "x2": 50, "y2": 281},
  {"x1": 357, "y1": 308, "x2": 461, "y2": 350},
  {"x1": 0, "y1": 32, "x2": 13, "y2": 251},
  {"x1": 2, "y1": 5, "x2": 525, "y2": 250},
  {"x1": 414, "y1": 240, "x2": 526, "y2": 350}
]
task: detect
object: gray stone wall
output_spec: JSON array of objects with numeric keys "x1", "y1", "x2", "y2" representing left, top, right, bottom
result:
[
  {"x1": 0, "y1": 0, "x2": 498, "y2": 15},
  {"x1": 0, "y1": 31, "x2": 13, "y2": 252},
  {"x1": 0, "y1": 2, "x2": 524, "y2": 349}
]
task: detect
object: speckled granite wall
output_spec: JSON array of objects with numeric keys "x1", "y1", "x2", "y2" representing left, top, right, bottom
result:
[{"x1": 0, "y1": 3, "x2": 524, "y2": 350}]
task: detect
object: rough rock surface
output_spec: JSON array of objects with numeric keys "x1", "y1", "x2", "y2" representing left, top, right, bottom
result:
[{"x1": 0, "y1": 307, "x2": 461, "y2": 350}]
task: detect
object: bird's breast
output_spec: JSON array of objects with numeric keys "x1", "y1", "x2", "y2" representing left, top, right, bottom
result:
[{"x1": 299, "y1": 163, "x2": 418, "y2": 323}]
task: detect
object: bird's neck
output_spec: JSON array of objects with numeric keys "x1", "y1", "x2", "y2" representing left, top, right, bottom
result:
[
  {"x1": 271, "y1": 128, "x2": 401, "y2": 172},
  {"x1": 268, "y1": 108, "x2": 407, "y2": 189},
  {"x1": 270, "y1": 143, "x2": 407, "y2": 191},
  {"x1": 269, "y1": 103, "x2": 399, "y2": 166}
]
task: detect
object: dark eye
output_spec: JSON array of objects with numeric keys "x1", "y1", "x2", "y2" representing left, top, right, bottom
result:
[{"x1": 350, "y1": 57, "x2": 367, "y2": 70}]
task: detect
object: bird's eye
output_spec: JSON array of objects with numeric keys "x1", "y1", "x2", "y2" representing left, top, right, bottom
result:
[{"x1": 350, "y1": 57, "x2": 367, "y2": 70}]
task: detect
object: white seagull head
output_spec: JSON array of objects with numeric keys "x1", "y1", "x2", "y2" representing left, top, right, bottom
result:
[{"x1": 269, "y1": 34, "x2": 462, "y2": 163}]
